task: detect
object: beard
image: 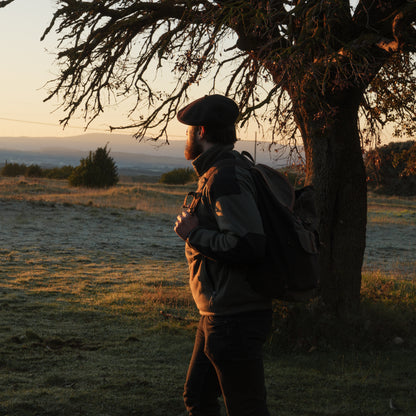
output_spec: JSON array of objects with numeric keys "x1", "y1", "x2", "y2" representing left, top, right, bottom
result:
[{"x1": 184, "y1": 128, "x2": 204, "y2": 160}]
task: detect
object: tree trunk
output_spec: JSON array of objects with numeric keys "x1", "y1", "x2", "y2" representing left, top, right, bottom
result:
[{"x1": 295, "y1": 91, "x2": 367, "y2": 315}]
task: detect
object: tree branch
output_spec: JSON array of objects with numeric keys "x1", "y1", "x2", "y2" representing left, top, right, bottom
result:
[
  {"x1": 0, "y1": 0, "x2": 14, "y2": 7},
  {"x1": 34, "y1": 0, "x2": 416, "y2": 149},
  {"x1": 354, "y1": 0, "x2": 416, "y2": 51}
]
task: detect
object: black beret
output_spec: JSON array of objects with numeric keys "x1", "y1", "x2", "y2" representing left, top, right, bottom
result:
[{"x1": 177, "y1": 95, "x2": 239, "y2": 127}]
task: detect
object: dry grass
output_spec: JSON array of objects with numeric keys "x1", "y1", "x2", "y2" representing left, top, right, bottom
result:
[
  {"x1": 1, "y1": 252, "x2": 415, "y2": 416},
  {"x1": 0, "y1": 176, "x2": 193, "y2": 215},
  {"x1": 2, "y1": 241, "x2": 415, "y2": 416},
  {"x1": 2, "y1": 177, "x2": 415, "y2": 221},
  {"x1": 1, "y1": 257, "x2": 197, "y2": 416},
  {"x1": 367, "y1": 192, "x2": 416, "y2": 225},
  {"x1": 1, "y1": 177, "x2": 415, "y2": 415}
]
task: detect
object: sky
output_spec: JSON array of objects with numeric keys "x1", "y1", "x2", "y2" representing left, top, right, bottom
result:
[
  {"x1": 0, "y1": 0, "x2": 394, "y2": 145},
  {"x1": 0, "y1": 0, "x2": 189, "y2": 140},
  {"x1": 0, "y1": 0, "x2": 72, "y2": 137}
]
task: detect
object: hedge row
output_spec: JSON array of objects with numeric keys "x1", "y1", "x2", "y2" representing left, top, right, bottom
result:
[{"x1": 0, "y1": 162, "x2": 74, "y2": 179}]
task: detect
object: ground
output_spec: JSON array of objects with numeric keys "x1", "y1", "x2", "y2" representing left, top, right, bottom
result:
[{"x1": 0, "y1": 178, "x2": 415, "y2": 415}]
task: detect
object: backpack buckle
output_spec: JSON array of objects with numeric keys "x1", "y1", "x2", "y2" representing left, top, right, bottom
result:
[{"x1": 183, "y1": 191, "x2": 201, "y2": 214}]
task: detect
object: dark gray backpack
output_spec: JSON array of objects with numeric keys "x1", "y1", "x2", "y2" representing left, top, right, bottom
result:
[
  {"x1": 243, "y1": 153, "x2": 320, "y2": 301},
  {"x1": 217, "y1": 151, "x2": 320, "y2": 301}
]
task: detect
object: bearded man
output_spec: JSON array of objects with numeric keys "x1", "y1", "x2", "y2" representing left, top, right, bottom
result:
[{"x1": 174, "y1": 95, "x2": 272, "y2": 416}]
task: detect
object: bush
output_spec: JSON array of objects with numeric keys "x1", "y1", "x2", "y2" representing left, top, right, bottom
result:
[
  {"x1": 159, "y1": 168, "x2": 197, "y2": 185},
  {"x1": 69, "y1": 145, "x2": 119, "y2": 188},
  {"x1": 1, "y1": 162, "x2": 27, "y2": 177},
  {"x1": 0, "y1": 162, "x2": 75, "y2": 179},
  {"x1": 26, "y1": 164, "x2": 43, "y2": 178},
  {"x1": 365, "y1": 140, "x2": 416, "y2": 195},
  {"x1": 44, "y1": 165, "x2": 75, "y2": 180}
]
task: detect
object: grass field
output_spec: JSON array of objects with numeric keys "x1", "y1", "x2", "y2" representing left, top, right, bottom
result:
[{"x1": 0, "y1": 177, "x2": 415, "y2": 416}]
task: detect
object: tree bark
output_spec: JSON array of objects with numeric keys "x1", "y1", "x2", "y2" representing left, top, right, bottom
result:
[{"x1": 294, "y1": 90, "x2": 367, "y2": 315}]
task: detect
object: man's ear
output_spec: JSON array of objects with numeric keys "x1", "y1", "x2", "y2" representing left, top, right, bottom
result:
[{"x1": 199, "y1": 126, "x2": 206, "y2": 139}]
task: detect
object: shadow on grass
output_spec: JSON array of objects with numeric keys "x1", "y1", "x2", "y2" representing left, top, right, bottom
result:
[
  {"x1": 1, "y1": 270, "x2": 416, "y2": 416},
  {"x1": 0, "y1": 284, "x2": 195, "y2": 416}
]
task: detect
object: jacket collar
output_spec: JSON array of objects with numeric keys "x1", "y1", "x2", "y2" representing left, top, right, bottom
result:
[{"x1": 192, "y1": 144, "x2": 234, "y2": 177}]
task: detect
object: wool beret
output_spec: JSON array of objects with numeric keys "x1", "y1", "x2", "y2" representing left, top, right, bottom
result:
[{"x1": 177, "y1": 95, "x2": 239, "y2": 127}]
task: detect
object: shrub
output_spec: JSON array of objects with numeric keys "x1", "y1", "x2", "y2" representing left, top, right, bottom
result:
[
  {"x1": 0, "y1": 162, "x2": 75, "y2": 179},
  {"x1": 26, "y1": 164, "x2": 43, "y2": 178},
  {"x1": 365, "y1": 140, "x2": 416, "y2": 195},
  {"x1": 159, "y1": 167, "x2": 197, "y2": 185},
  {"x1": 1, "y1": 162, "x2": 27, "y2": 177},
  {"x1": 69, "y1": 145, "x2": 119, "y2": 188},
  {"x1": 44, "y1": 165, "x2": 75, "y2": 180}
]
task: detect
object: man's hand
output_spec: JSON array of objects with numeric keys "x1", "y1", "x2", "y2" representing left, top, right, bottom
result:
[{"x1": 174, "y1": 210, "x2": 199, "y2": 241}]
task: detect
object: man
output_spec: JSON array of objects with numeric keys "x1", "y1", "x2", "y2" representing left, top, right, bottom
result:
[{"x1": 174, "y1": 94, "x2": 273, "y2": 416}]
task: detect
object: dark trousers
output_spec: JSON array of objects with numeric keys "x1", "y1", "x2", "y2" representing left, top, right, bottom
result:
[{"x1": 183, "y1": 310, "x2": 272, "y2": 416}]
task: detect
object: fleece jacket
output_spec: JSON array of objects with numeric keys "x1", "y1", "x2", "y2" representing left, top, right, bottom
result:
[{"x1": 185, "y1": 144, "x2": 272, "y2": 316}]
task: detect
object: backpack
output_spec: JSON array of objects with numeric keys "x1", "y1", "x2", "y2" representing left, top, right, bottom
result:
[{"x1": 213, "y1": 151, "x2": 320, "y2": 301}]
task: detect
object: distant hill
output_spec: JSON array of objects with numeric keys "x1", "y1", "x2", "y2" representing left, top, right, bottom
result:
[
  {"x1": 0, "y1": 148, "x2": 190, "y2": 176},
  {"x1": 0, "y1": 133, "x2": 291, "y2": 176}
]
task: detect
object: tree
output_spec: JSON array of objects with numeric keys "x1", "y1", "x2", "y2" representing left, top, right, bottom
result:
[
  {"x1": 69, "y1": 145, "x2": 119, "y2": 188},
  {"x1": 0, "y1": 0, "x2": 15, "y2": 8},
  {"x1": 366, "y1": 140, "x2": 416, "y2": 195},
  {"x1": 5, "y1": 0, "x2": 416, "y2": 313},
  {"x1": 394, "y1": 141, "x2": 416, "y2": 178}
]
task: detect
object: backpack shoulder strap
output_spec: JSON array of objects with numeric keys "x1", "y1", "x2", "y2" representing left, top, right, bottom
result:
[
  {"x1": 241, "y1": 150, "x2": 255, "y2": 164},
  {"x1": 184, "y1": 151, "x2": 259, "y2": 214},
  {"x1": 206, "y1": 151, "x2": 296, "y2": 212},
  {"x1": 237, "y1": 150, "x2": 296, "y2": 212}
]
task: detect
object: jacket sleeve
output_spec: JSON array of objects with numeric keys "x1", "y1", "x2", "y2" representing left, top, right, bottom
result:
[{"x1": 186, "y1": 166, "x2": 266, "y2": 264}]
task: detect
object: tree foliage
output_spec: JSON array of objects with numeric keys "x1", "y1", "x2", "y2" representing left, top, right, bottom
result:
[
  {"x1": 37, "y1": 1, "x2": 416, "y2": 146},
  {"x1": 69, "y1": 145, "x2": 119, "y2": 188},
  {"x1": 365, "y1": 140, "x2": 416, "y2": 195}
]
